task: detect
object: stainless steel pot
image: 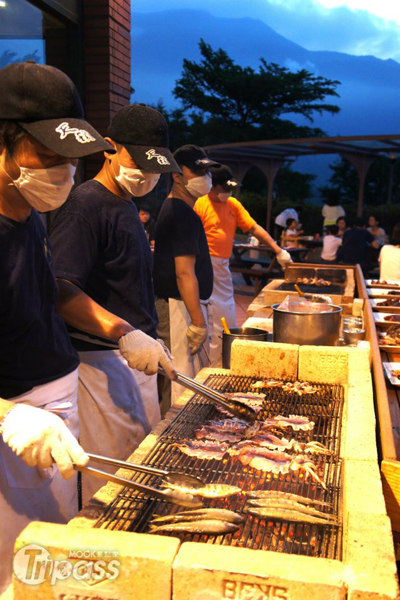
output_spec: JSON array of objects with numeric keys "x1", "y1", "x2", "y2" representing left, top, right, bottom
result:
[
  {"x1": 222, "y1": 327, "x2": 269, "y2": 369},
  {"x1": 272, "y1": 303, "x2": 342, "y2": 346}
]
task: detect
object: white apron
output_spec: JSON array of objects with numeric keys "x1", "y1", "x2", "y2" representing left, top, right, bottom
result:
[
  {"x1": 0, "y1": 369, "x2": 79, "y2": 595},
  {"x1": 169, "y1": 298, "x2": 212, "y2": 405},
  {"x1": 209, "y1": 256, "x2": 237, "y2": 365},
  {"x1": 77, "y1": 350, "x2": 160, "y2": 506}
]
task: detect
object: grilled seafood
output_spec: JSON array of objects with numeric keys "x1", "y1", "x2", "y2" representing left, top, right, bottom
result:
[
  {"x1": 378, "y1": 325, "x2": 400, "y2": 346},
  {"x1": 149, "y1": 519, "x2": 240, "y2": 535},
  {"x1": 150, "y1": 508, "x2": 244, "y2": 525},
  {"x1": 247, "y1": 498, "x2": 336, "y2": 521},
  {"x1": 162, "y1": 481, "x2": 241, "y2": 498},
  {"x1": 245, "y1": 506, "x2": 335, "y2": 526},
  {"x1": 173, "y1": 439, "x2": 229, "y2": 460},
  {"x1": 230, "y1": 446, "x2": 326, "y2": 489},
  {"x1": 377, "y1": 298, "x2": 400, "y2": 307},
  {"x1": 295, "y1": 277, "x2": 331, "y2": 287},
  {"x1": 251, "y1": 380, "x2": 319, "y2": 395},
  {"x1": 232, "y1": 436, "x2": 332, "y2": 455},
  {"x1": 384, "y1": 315, "x2": 400, "y2": 323},
  {"x1": 261, "y1": 415, "x2": 315, "y2": 431},
  {"x1": 247, "y1": 490, "x2": 332, "y2": 507}
]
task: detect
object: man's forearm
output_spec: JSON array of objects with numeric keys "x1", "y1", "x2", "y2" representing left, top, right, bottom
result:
[
  {"x1": 56, "y1": 279, "x2": 133, "y2": 341},
  {"x1": 250, "y1": 224, "x2": 281, "y2": 254},
  {"x1": 176, "y1": 272, "x2": 205, "y2": 327}
]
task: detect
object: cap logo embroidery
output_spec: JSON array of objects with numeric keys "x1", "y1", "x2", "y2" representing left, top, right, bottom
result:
[
  {"x1": 146, "y1": 149, "x2": 171, "y2": 166},
  {"x1": 55, "y1": 122, "x2": 96, "y2": 144},
  {"x1": 195, "y1": 158, "x2": 210, "y2": 165}
]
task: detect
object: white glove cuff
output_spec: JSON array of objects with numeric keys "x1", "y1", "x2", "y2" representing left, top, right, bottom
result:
[
  {"x1": 0, "y1": 404, "x2": 20, "y2": 436},
  {"x1": 188, "y1": 324, "x2": 206, "y2": 334},
  {"x1": 118, "y1": 330, "x2": 141, "y2": 351}
]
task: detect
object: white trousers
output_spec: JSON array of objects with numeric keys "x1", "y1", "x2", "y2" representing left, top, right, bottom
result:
[
  {"x1": 0, "y1": 369, "x2": 79, "y2": 595},
  {"x1": 77, "y1": 350, "x2": 160, "y2": 506},
  {"x1": 156, "y1": 298, "x2": 212, "y2": 413},
  {"x1": 209, "y1": 256, "x2": 237, "y2": 365}
]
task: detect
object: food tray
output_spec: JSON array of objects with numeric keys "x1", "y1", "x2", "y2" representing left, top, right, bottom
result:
[
  {"x1": 382, "y1": 362, "x2": 400, "y2": 386},
  {"x1": 374, "y1": 312, "x2": 400, "y2": 328},
  {"x1": 366, "y1": 279, "x2": 400, "y2": 289},
  {"x1": 370, "y1": 299, "x2": 400, "y2": 313},
  {"x1": 367, "y1": 288, "x2": 400, "y2": 299}
]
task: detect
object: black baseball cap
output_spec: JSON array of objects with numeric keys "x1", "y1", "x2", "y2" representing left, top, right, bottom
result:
[
  {"x1": 0, "y1": 62, "x2": 114, "y2": 158},
  {"x1": 173, "y1": 144, "x2": 220, "y2": 173},
  {"x1": 107, "y1": 104, "x2": 181, "y2": 174},
  {"x1": 209, "y1": 164, "x2": 241, "y2": 187}
]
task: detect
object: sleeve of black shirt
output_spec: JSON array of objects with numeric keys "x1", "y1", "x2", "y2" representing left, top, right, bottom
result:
[{"x1": 50, "y1": 200, "x2": 99, "y2": 290}]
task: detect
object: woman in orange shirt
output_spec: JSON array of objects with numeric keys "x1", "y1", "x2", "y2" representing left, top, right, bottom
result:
[{"x1": 195, "y1": 164, "x2": 291, "y2": 365}]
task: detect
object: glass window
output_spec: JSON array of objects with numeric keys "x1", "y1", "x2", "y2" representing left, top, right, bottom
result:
[{"x1": 0, "y1": 0, "x2": 73, "y2": 74}]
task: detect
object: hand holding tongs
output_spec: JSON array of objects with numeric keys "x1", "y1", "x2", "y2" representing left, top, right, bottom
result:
[
  {"x1": 160, "y1": 367, "x2": 257, "y2": 423},
  {"x1": 75, "y1": 452, "x2": 205, "y2": 508}
]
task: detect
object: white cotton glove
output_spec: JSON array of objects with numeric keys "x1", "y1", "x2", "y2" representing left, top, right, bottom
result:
[
  {"x1": 118, "y1": 329, "x2": 176, "y2": 378},
  {"x1": 1, "y1": 404, "x2": 88, "y2": 478},
  {"x1": 276, "y1": 249, "x2": 292, "y2": 268},
  {"x1": 186, "y1": 323, "x2": 208, "y2": 355}
]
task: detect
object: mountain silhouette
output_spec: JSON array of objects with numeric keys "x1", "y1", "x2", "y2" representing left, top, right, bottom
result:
[{"x1": 132, "y1": 9, "x2": 400, "y2": 137}]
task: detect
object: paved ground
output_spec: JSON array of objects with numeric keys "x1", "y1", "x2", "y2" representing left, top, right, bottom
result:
[{"x1": 232, "y1": 271, "x2": 256, "y2": 326}]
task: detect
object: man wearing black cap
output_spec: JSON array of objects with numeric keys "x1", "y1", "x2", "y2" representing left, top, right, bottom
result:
[
  {"x1": 50, "y1": 104, "x2": 179, "y2": 504},
  {"x1": 195, "y1": 164, "x2": 292, "y2": 364},
  {"x1": 153, "y1": 144, "x2": 219, "y2": 412},
  {"x1": 0, "y1": 61, "x2": 114, "y2": 592}
]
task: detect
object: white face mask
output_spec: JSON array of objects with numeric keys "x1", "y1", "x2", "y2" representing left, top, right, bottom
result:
[
  {"x1": 1, "y1": 161, "x2": 76, "y2": 212},
  {"x1": 116, "y1": 164, "x2": 160, "y2": 197},
  {"x1": 185, "y1": 173, "x2": 212, "y2": 198},
  {"x1": 217, "y1": 192, "x2": 231, "y2": 202}
]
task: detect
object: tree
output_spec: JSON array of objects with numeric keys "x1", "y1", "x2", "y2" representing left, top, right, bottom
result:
[
  {"x1": 171, "y1": 39, "x2": 341, "y2": 144},
  {"x1": 0, "y1": 49, "x2": 41, "y2": 69}
]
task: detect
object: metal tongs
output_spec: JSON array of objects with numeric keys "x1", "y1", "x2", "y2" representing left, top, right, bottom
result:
[
  {"x1": 75, "y1": 453, "x2": 205, "y2": 508},
  {"x1": 161, "y1": 368, "x2": 257, "y2": 423}
]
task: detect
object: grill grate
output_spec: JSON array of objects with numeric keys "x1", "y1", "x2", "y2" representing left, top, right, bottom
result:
[
  {"x1": 277, "y1": 282, "x2": 344, "y2": 295},
  {"x1": 95, "y1": 374, "x2": 344, "y2": 559}
]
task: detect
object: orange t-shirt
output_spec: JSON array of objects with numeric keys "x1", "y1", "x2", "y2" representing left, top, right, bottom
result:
[{"x1": 194, "y1": 195, "x2": 256, "y2": 259}]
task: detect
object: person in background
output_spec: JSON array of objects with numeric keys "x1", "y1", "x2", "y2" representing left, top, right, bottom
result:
[
  {"x1": 154, "y1": 145, "x2": 219, "y2": 413},
  {"x1": 379, "y1": 223, "x2": 400, "y2": 281},
  {"x1": 194, "y1": 164, "x2": 292, "y2": 366},
  {"x1": 0, "y1": 61, "x2": 112, "y2": 593},
  {"x1": 337, "y1": 217, "x2": 379, "y2": 274},
  {"x1": 321, "y1": 224, "x2": 342, "y2": 263},
  {"x1": 138, "y1": 203, "x2": 156, "y2": 247},
  {"x1": 336, "y1": 216, "x2": 348, "y2": 239},
  {"x1": 284, "y1": 217, "x2": 303, "y2": 238},
  {"x1": 322, "y1": 190, "x2": 345, "y2": 232},
  {"x1": 367, "y1": 215, "x2": 388, "y2": 247},
  {"x1": 274, "y1": 205, "x2": 303, "y2": 239},
  {"x1": 50, "y1": 104, "x2": 178, "y2": 505}
]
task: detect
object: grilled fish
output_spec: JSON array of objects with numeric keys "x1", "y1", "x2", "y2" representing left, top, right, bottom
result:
[
  {"x1": 150, "y1": 508, "x2": 244, "y2": 525},
  {"x1": 247, "y1": 498, "x2": 336, "y2": 521},
  {"x1": 162, "y1": 481, "x2": 242, "y2": 498},
  {"x1": 245, "y1": 506, "x2": 336, "y2": 526},
  {"x1": 150, "y1": 519, "x2": 240, "y2": 535},
  {"x1": 247, "y1": 490, "x2": 332, "y2": 507}
]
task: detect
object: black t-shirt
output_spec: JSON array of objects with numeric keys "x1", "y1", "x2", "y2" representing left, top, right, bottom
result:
[
  {"x1": 0, "y1": 210, "x2": 79, "y2": 398},
  {"x1": 153, "y1": 197, "x2": 213, "y2": 300},
  {"x1": 50, "y1": 180, "x2": 158, "y2": 350},
  {"x1": 338, "y1": 228, "x2": 375, "y2": 264}
]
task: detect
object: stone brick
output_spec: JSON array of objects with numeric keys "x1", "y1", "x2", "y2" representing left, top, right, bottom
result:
[
  {"x1": 230, "y1": 340, "x2": 299, "y2": 380},
  {"x1": 343, "y1": 460, "x2": 387, "y2": 516},
  {"x1": 174, "y1": 542, "x2": 345, "y2": 600},
  {"x1": 343, "y1": 384, "x2": 377, "y2": 461},
  {"x1": 344, "y1": 512, "x2": 399, "y2": 600},
  {"x1": 298, "y1": 346, "x2": 349, "y2": 384},
  {"x1": 13, "y1": 522, "x2": 179, "y2": 600}
]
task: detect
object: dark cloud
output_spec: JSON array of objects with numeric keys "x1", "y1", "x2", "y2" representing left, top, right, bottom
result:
[{"x1": 134, "y1": 0, "x2": 400, "y2": 62}]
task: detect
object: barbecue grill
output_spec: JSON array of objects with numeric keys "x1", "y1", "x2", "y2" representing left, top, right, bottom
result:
[
  {"x1": 95, "y1": 374, "x2": 343, "y2": 560},
  {"x1": 13, "y1": 340, "x2": 399, "y2": 600},
  {"x1": 263, "y1": 264, "x2": 356, "y2": 307}
]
